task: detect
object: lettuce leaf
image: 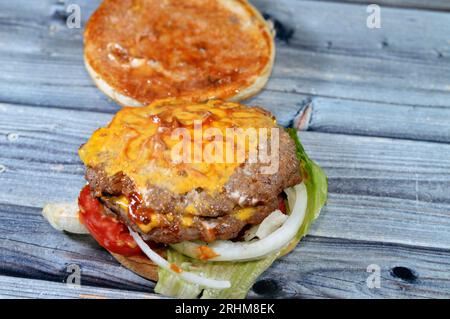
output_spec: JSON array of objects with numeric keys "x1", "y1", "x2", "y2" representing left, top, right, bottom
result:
[
  {"x1": 155, "y1": 129, "x2": 328, "y2": 298},
  {"x1": 155, "y1": 249, "x2": 278, "y2": 298},
  {"x1": 281, "y1": 128, "x2": 328, "y2": 255}
]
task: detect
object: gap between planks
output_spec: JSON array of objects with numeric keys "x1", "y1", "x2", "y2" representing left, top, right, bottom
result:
[
  {"x1": 2, "y1": 0, "x2": 450, "y2": 110},
  {"x1": 1, "y1": 127, "x2": 450, "y2": 251},
  {"x1": 1, "y1": 234, "x2": 450, "y2": 298},
  {"x1": 0, "y1": 275, "x2": 162, "y2": 299},
  {"x1": 302, "y1": 0, "x2": 450, "y2": 12}
]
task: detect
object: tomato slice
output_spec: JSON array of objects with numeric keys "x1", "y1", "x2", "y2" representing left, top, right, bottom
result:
[
  {"x1": 78, "y1": 185, "x2": 142, "y2": 256},
  {"x1": 278, "y1": 194, "x2": 287, "y2": 214}
]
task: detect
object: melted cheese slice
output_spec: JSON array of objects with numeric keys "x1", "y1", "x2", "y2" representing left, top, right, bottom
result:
[
  {"x1": 234, "y1": 207, "x2": 255, "y2": 221},
  {"x1": 79, "y1": 100, "x2": 277, "y2": 196}
]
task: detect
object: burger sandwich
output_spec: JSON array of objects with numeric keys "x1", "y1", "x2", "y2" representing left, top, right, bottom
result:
[{"x1": 43, "y1": 99, "x2": 327, "y2": 298}]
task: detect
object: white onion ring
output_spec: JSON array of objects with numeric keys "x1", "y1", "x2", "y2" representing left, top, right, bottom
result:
[
  {"x1": 128, "y1": 227, "x2": 231, "y2": 289},
  {"x1": 255, "y1": 210, "x2": 288, "y2": 239},
  {"x1": 171, "y1": 182, "x2": 307, "y2": 262}
]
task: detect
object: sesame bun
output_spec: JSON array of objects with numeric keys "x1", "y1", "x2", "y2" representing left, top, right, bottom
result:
[{"x1": 84, "y1": 0, "x2": 275, "y2": 106}]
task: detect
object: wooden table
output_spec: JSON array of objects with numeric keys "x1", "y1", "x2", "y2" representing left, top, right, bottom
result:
[{"x1": 0, "y1": 0, "x2": 449, "y2": 299}]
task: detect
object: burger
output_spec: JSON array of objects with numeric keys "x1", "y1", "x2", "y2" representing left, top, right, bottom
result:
[
  {"x1": 42, "y1": 0, "x2": 326, "y2": 299},
  {"x1": 43, "y1": 99, "x2": 327, "y2": 298}
]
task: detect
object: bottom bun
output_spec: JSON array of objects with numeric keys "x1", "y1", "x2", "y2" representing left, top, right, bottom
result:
[
  {"x1": 111, "y1": 252, "x2": 160, "y2": 282},
  {"x1": 111, "y1": 242, "x2": 298, "y2": 284}
]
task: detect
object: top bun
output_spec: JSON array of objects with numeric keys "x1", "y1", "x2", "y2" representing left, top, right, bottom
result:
[{"x1": 84, "y1": 0, "x2": 275, "y2": 106}]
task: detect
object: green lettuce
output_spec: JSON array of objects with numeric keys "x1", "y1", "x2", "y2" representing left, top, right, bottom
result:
[
  {"x1": 155, "y1": 249, "x2": 279, "y2": 298},
  {"x1": 282, "y1": 128, "x2": 328, "y2": 254},
  {"x1": 155, "y1": 129, "x2": 328, "y2": 298}
]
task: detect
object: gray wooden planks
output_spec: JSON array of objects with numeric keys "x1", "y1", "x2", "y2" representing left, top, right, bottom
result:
[
  {"x1": 2, "y1": 201, "x2": 450, "y2": 298},
  {"x1": 311, "y1": 193, "x2": 450, "y2": 250},
  {"x1": 308, "y1": 0, "x2": 450, "y2": 12},
  {"x1": 2, "y1": 214, "x2": 450, "y2": 299},
  {"x1": 1, "y1": 0, "x2": 450, "y2": 111},
  {"x1": 0, "y1": 204, "x2": 157, "y2": 293},
  {"x1": 0, "y1": 101, "x2": 450, "y2": 248},
  {"x1": 1, "y1": 101, "x2": 450, "y2": 250},
  {"x1": 294, "y1": 97, "x2": 450, "y2": 143},
  {"x1": 299, "y1": 132, "x2": 450, "y2": 205},
  {"x1": 252, "y1": 237, "x2": 450, "y2": 299},
  {"x1": 1, "y1": 0, "x2": 450, "y2": 299},
  {"x1": 0, "y1": 275, "x2": 160, "y2": 299},
  {"x1": 1, "y1": 101, "x2": 450, "y2": 297},
  {"x1": 1, "y1": 0, "x2": 449, "y2": 149}
]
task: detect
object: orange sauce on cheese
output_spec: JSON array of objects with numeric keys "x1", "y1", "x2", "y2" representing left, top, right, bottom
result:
[
  {"x1": 84, "y1": 0, "x2": 273, "y2": 103},
  {"x1": 79, "y1": 100, "x2": 277, "y2": 203}
]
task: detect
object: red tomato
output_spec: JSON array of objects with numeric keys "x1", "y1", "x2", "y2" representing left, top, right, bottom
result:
[
  {"x1": 78, "y1": 186, "x2": 142, "y2": 256},
  {"x1": 278, "y1": 195, "x2": 287, "y2": 214}
]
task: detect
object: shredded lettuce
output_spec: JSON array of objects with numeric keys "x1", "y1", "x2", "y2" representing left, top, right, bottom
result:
[
  {"x1": 155, "y1": 129, "x2": 328, "y2": 298},
  {"x1": 155, "y1": 249, "x2": 278, "y2": 298}
]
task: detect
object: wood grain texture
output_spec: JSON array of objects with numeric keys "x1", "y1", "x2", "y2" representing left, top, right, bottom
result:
[
  {"x1": 253, "y1": 0, "x2": 450, "y2": 107},
  {"x1": 1, "y1": 0, "x2": 450, "y2": 299},
  {"x1": 0, "y1": 203, "x2": 157, "y2": 293},
  {"x1": 1, "y1": 102, "x2": 450, "y2": 250},
  {"x1": 251, "y1": 237, "x2": 450, "y2": 299},
  {"x1": 308, "y1": 0, "x2": 450, "y2": 12},
  {"x1": 2, "y1": 225, "x2": 450, "y2": 299},
  {"x1": 294, "y1": 97, "x2": 450, "y2": 143},
  {"x1": 0, "y1": 275, "x2": 160, "y2": 299},
  {"x1": 1, "y1": 99, "x2": 450, "y2": 297},
  {"x1": 2, "y1": 202, "x2": 450, "y2": 298},
  {"x1": 1, "y1": 0, "x2": 450, "y2": 111}
]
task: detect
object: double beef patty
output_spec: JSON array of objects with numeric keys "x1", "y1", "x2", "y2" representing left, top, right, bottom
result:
[{"x1": 85, "y1": 128, "x2": 301, "y2": 244}]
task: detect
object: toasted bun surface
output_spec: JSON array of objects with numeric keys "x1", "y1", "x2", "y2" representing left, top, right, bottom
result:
[
  {"x1": 84, "y1": 0, "x2": 274, "y2": 106},
  {"x1": 111, "y1": 253, "x2": 159, "y2": 281}
]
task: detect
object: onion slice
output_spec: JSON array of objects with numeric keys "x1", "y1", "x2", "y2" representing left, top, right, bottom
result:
[
  {"x1": 255, "y1": 210, "x2": 288, "y2": 239},
  {"x1": 171, "y1": 182, "x2": 307, "y2": 262},
  {"x1": 244, "y1": 210, "x2": 287, "y2": 241},
  {"x1": 42, "y1": 202, "x2": 89, "y2": 234},
  {"x1": 128, "y1": 227, "x2": 231, "y2": 290}
]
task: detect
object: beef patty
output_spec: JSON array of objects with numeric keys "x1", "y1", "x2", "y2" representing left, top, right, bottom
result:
[
  {"x1": 85, "y1": 128, "x2": 301, "y2": 243},
  {"x1": 79, "y1": 100, "x2": 302, "y2": 243}
]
